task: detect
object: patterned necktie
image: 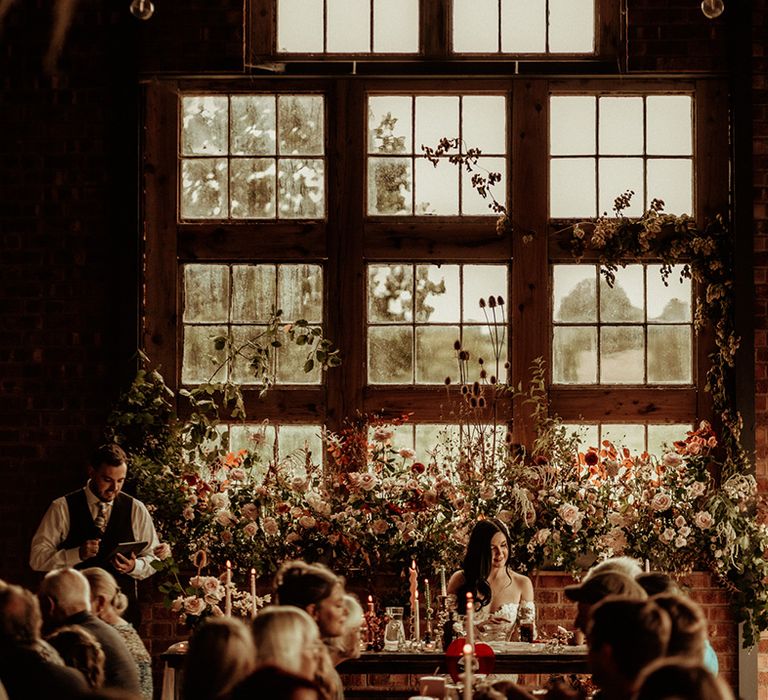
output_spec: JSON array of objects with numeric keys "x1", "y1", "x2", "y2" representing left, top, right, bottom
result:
[{"x1": 94, "y1": 501, "x2": 110, "y2": 532}]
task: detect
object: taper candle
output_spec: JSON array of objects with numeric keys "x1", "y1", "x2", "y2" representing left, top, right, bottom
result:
[
  {"x1": 367, "y1": 595, "x2": 375, "y2": 613},
  {"x1": 250, "y1": 567, "x2": 257, "y2": 619},
  {"x1": 465, "y1": 592, "x2": 474, "y2": 650},
  {"x1": 225, "y1": 560, "x2": 232, "y2": 617},
  {"x1": 414, "y1": 589, "x2": 420, "y2": 641},
  {"x1": 439, "y1": 567, "x2": 447, "y2": 597},
  {"x1": 462, "y1": 643, "x2": 473, "y2": 700}
]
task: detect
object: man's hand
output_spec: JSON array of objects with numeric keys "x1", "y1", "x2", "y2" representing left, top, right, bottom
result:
[
  {"x1": 153, "y1": 543, "x2": 171, "y2": 560},
  {"x1": 113, "y1": 552, "x2": 137, "y2": 574},
  {"x1": 79, "y1": 539, "x2": 101, "y2": 560}
]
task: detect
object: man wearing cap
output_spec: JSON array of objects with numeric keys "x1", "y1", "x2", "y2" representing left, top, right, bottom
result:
[{"x1": 29, "y1": 443, "x2": 161, "y2": 624}]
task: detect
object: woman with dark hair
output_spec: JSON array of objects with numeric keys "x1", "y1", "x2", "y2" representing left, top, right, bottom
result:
[{"x1": 447, "y1": 519, "x2": 535, "y2": 642}]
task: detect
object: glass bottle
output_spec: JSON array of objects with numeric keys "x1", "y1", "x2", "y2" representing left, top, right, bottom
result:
[{"x1": 383, "y1": 606, "x2": 406, "y2": 651}]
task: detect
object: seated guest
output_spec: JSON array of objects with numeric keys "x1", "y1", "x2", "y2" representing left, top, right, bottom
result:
[
  {"x1": 633, "y1": 658, "x2": 734, "y2": 700},
  {"x1": 47, "y1": 624, "x2": 106, "y2": 689},
  {"x1": 564, "y1": 570, "x2": 647, "y2": 635},
  {"x1": 38, "y1": 567, "x2": 141, "y2": 695},
  {"x1": 82, "y1": 567, "x2": 153, "y2": 699},
  {"x1": 326, "y1": 595, "x2": 364, "y2": 665},
  {"x1": 586, "y1": 597, "x2": 671, "y2": 700},
  {"x1": 182, "y1": 616, "x2": 256, "y2": 700},
  {"x1": 232, "y1": 666, "x2": 321, "y2": 700},
  {"x1": 0, "y1": 583, "x2": 88, "y2": 699},
  {"x1": 447, "y1": 518, "x2": 535, "y2": 641},
  {"x1": 583, "y1": 556, "x2": 644, "y2": 581}
]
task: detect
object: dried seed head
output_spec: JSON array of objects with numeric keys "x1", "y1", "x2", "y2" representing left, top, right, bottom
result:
[
  {"x1": 488, "y1": 296, "x2": 497, "y2": 308},
  {"x1": 496, "y1": 296, "x2": 505, "y2": 306},
  {"x1": 444, "y1": 377, "x2": 452, "y2": 386},
  {"x1": 479, "y1": 298, "x2": 487, "y2": 308},
  {"x1": 478, "y1": 397, "x2": 486, "y2": 408},
  {"x1": 454, "y1": 340, "x2": 462, "y2": 351}
]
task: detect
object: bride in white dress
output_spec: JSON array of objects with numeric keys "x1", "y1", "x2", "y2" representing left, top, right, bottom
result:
[{"x1": 447, "y1": 518, "x2": 536, "y2": 643}]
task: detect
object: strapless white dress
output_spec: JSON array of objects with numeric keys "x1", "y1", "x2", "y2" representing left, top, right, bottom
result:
[{"x1": 447, "y1": 596, "x2": 537, "y2": 642}]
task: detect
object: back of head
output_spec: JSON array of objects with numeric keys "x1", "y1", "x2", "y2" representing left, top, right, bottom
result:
[
  {"x1": 274, "y1": 561, "x2": 341, "y2": 610},
  {"x1": 81, "y1": 568, "x2": 129, "y2": 615},
  {"x1": 252, "y1": 606, "x2": 319, "y2": 675},
  {"x1": 588, "y1": 597, "x2": 671, "y2": 683},
  {"x1": 585, "y1": 556, "x2": 644, "y2": 582},
  {"x1": 634, "y1": 657, "x2": 734, "y2": 700},
  {"x1": 231, "y1": 665, "x2": 320, "y2": 700},
  {"x1": 182, "y1": 617, "x2": 256, "y2": 700},
  {"x1": 565, "y1": 570, "x2": 648, "y2": 606},
  {"x1": 636, "y1": 572, "x2": 681, "y2": 597},
  {"x1": 0, "y1": 584, "x2": 42, "y2": 647},
  {"x1": 47, "y1": 624, "x2": 106, "y2": 689},
  {"x1": 40, "y1": 568, "x2": 91, "y2": 619},
  {"x1": 651, "y1": 593, "x2": 707, "y2": 661}
]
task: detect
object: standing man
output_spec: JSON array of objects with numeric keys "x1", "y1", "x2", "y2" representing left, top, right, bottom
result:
[{"x1": 30, "y1": 443, "x2": 160, "y2": 625}]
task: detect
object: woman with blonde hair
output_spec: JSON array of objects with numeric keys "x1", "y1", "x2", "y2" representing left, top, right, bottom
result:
[
  {"x1": 81, "y1": 567, "x2": 152, "y2": 700},
  {"x1": 325, "y1": 595, "x2": 364, "y2": 665}
]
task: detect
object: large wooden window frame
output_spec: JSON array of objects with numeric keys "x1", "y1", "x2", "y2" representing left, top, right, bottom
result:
[{"x1": 142, "y1": 77, "x2": 728, "y2": 450}]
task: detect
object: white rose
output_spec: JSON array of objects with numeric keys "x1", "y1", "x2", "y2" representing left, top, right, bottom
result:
[
  {"x1": 660, "y1": 528, "x2": 676, "y2": 543},
  {"x1": 690, "y1": 481, "x2": 707, "y2": 497},
  {"x1": 204, "y1": 592, "x2": 221, "y2": 606},
  {"x1": 243, "y1": 521, "x2": 259, "y2": 537},
  {"x1": 241, "y1": 503, "x2": 259, "y2": 521},
  {"x1": 479, "y1": 485, "x2": 497, "y2": 500},
  {"x1": 558, "y1": 503, "x2": 581, "y2": 527},
  {"x1": 533, "y1": 528, "x2": 550, "y2": 545},
  {"x1": 651, "y1": 493, "x2": 672, "y2": 511},
  {"x1": 359, "y1": 473, "x2": 379, "y2": 491},
  {"x1": 183, "y1": 506, "x2": 195, "y2": 521},
  {"x1": 209, "y1": 493, "x2": 230, "y2": 510},
  {"x1": 674, "y1": 536, "x2": 688, "y2": 548},
  {"x1": 299, "y1": 515, "x2": 317, "y2": 529},
  {"x1": 171, "y1": 597, "x2": 184, "y2": 613},
  {"x1": 694, "y1": 511, "x2": 714, "y2": 529},
  {"x1": 215, "y1": 510, "x2": 237, "y2": 527},
  {"x1": 674, "y1": 515, "x2": 687, "y2": 528},
  {"x1": 262, "y1": 517, "x2": 279, "y2": 536},
  {"x1": 184, "y1": 596, "x2": 206, "y2": 616},
  {"x1": 285, "y1": 532, "x2": 300, "y2": 544},
  {"x1": 201, "y1": 577, "x2": 222, "y2": 596}
]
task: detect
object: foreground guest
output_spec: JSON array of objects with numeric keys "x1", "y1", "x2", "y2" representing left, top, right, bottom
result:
[
  {"x1": 587, "y1": 597, "x2": 671, "y2": 700},
  {"x1": 0, "y1": 584, "x2": 88, "y2": 699},
  {"x1": 564, "y1": 570, "x2": 647, "y2": 635},
  {"x1": 633, "y1": 658, "x2": 734, "y2": 700},
  {"x1": 47, "y1": 624, "x2": 106, "y2": 689},
  {"x1": 583, "y1": 556, "x2": 644, "y2": 582},
  {"x1": 182, "y1": 617, "x2": 256, "y2": 700},
  {"x1": 326, "y1": 595, "x2": 364, "y2": 665},
  {"x1": 448, "y1": 518, "x2": 535, "y2": 641},
  {"x1": 82, "y1": 567, "x2": 153, "y2": 699},
  {"x1": 232, "y1": 666, "x2": 321, "y2": 700},
  {"x1": 38, "y1": 567, "x2": 141, "y2": 694}
]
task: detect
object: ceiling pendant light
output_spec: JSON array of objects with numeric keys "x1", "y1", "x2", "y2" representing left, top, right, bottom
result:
[
  {"x1": 129, "y1": 0, "x2": 155, "y2": 20},
  {"x1": 701, "y1": 0, "x2": 725, "y2": 19}
]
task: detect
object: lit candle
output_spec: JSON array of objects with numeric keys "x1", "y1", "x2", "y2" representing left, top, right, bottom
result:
[
  {"x1": 250, "y1": 567, "x2": 257, "y2": 619},
  {"x1": 439, "y1": 567, "x2": 447, "y2": 597},
  {"x1": 645, "y1": 558, "x2": 651, "y2": 573},
  {"x1": 414, "y1": 589, "x2": 420, "y2": 641},
  {"x1": 367, "y1": 595, "x2": 375, "y2": 614},
  {"x1": 424, "y1": 578, "x2": 431, "y2": 612},
  {"x1": 465, "y1": 592, "x2": 475, "y2": 650},
  {"x1": 225, "y1": 560, "x2": 232, "y2": 617},
  {"x1": 462, "y1": 643, "x2": 473, "y2": 700},
  {"x1": 409, "y1": 560, "x2": 418, "y2": 607}
]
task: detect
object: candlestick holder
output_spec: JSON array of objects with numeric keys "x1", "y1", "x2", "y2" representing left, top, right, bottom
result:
[{"x1": 364, "y1": 608, "x2": 384, "y2": 651}]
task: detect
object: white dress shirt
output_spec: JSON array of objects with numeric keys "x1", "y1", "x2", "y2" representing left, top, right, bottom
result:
[{"x1": 29, "y1": 482, "x2": 161, "y2": 580}]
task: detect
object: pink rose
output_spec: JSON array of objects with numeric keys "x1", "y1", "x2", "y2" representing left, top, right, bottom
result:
[
  {"x1": 262, "y1": 517, "x2": 279, "y2": 536},
  {"x1": 694, "y1": 511, "x2": 714, "y2": 529},
  {"x1": 662, "y1": 452, "x2": 683, "y2": 468},
  {"x1": 372, "y1": 427, "x2": 394, "y2": 442},
  {"x1": 215, "y1": 510, "x2": 237, "y2": 527},
  {"x1": 558, "y1": 503, "x2": 581, "y2": 527},
  {"x1": 660, "y1": 528, "x2": 676, "y2": 544},
  {"x1": 243, "y1": 521, "x2": 259, "y2": 537},
  {"x1": 285, "y1": 532, "x2": 300, "y2": 544},
  {"x1": 241, "y1": 503, "x2": 259, "y2": 521},
  {"x1": 209, "y1": 493, "x2": 230, "y2": 510},
  {"x1": 183, "y1": 506, "x2": 195, "y2": 521},
  {"x1": 689, "y1": 481, "x2": 706, "y2": 497},
  {"x1": 651, "y1": 493, "x2": 672, "y2": 511},
  {"x1": 674, "y1": 536, "x2": 688, "y2": 548},
  {"x1": 290, "y1": 477, "x2": 309, "y2": 493},
  {"x1": 299, "y1": 515, "x2": 317, "y2": 529},
  {"x1": 201, "y1": 577, "x2": 222, "y2": 596},
  {"x1": 220, "y1": 530, "x2": 233, "y2": 543},
  {"x1": 358, "y1": 473, "x2": 379, "y2": 491},
  {"x1": 184, "y1": 597, "x2": 206, "y2": 616},
  {"x1": 171, "y1": 597, "x2": 184, "y2": 613},
  {"x1": 230, "y1": 468, "x2": 246, "y2": 481},
  {"x1": 674, "y1": 515, "x2": 687, "y2": 528},
  {"x1": 479, "y1": 485, "x2": 497, "y2": 500},
  {"x1": 398, "y1": 448, "x2": 416, "y2": 459},
  {"x1": 372, "y1": 519, "x2": 389, "y2": 535}
]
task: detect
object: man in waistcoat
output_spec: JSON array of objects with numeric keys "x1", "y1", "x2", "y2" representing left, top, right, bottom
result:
[{"x1": 29, "y1": 443, "x2": 160, "y2": 625}]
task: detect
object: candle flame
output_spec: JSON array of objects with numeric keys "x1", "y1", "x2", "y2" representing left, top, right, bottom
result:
[
  {"x1": 226, "y1": 560, "x2": 231, "y2": 567},
  {"x1": 463, "y1": 643, "x2": 473, "y2": 654},
  {"x1": 251, "y1": 567, "x2": 256, "y2": 574},
  {"x1": 467, "y1": 601, "x2": 473, "y2": 611},
  {"x1": 466, "y1": 591, "x2": 473, "y2": 600},
  {"x1": 368, "y1": 594, "x2": 373, "y2": 602}
]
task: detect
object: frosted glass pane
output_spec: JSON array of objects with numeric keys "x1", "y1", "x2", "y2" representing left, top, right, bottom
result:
[
  {"x1": 231, "y1": 95, "x2": 276, "y2": 155},
  {"x1": 549, "y1": 0, "x2": 595, "y2": 53},
  {"x1": 181, "y1": 158, "x2": 228, "y2": 219},
  {"x1": 463, "y1": 266, "x2": 508, "y2": 322},
  {"x1": 453, "y1": 0, "x2": 498, "y2": 52},
  {"x1": 278, "y1": 0, "x2": 323, "y2": 52},
  {"x1": 600, "y1": 326, "x2": 644, "y2": 383},
  {"x1": 415, "y1": 158, "x2": 459, "y2": 215},
  {"x1": 462, "y1": 96, "x2": 507, "y2": 154},
  {"x1": 231, "y1": 325, "x2": 265, "y2": 385},
  {"x1": 230, "y1": 158, "x2": 276, "y2": 219},
  {"x1": 647, "y1": 265, "x2": 691, "y2": 322},
  {"x1": 648, "y1": 424, "x2": 692, "y2": 457},
  {"x1": 601, "y1": 424, "x2": 645, "y2": 454},
  {"x1": 368, "y1": 96, "x2": 412, "y2": 153},
  {"x1": 368, "y1": 326, "x2": 413, "y2": 383},
  {"x1": 463, "y1": 325, "x2": 507, "y2": 380},
  {"x1": 462, "y1": 156, "x2": 506, "y2": 215},
  {"x1": 647, "y1": 159, "x2": 693, "y2": 215},
  {"x1": 278, "y1": 96, "x2": 324, "y2": 155},
  {"x1": 550, "y1": 158, "x2": 596, "y2": 218},
  {"x1": 502, "y1": 0, "x2": 545, "y2": 53},
  {"x1": 563, "y1": 423, "x2": 599, "y2": 451},
  {"x1": 550, "y1": 97, "x2": 596, "y2": 155},
  {"x1": 598, "y1": 158, "x2": 643, "y2": 217},
  {"x1": 228, "y1": 424, "x2": 276, "y2": 470},
  {"x1": 184, "y1": 265, "x2": 230, "y2": 323},
  {"x1": 276, "y1": 331, "x2": 322, "y2": 383},
  {"x1": 368, "y1": 157, "x2": 413, "y2": 215},
  {"x1": 327, "y1": 0, "x2": 370, "y2": 52},
  {"x1": 416, "y1": 326, "x2": 460, "y2": 384},
  {"x1": 275, "y1": 425, "x2": 323, "y2": 461},
  {"x1": 181, "y1": 96, "x2": 228, "y2": 156},
  {"x1": 183, "y1": 325, "x2": 228, "y2": 384},
  {"x1": 278, "y1": 264, "x2": 323, "y2": 322},
  {"x1": 232, "y1": 265, "x2": 276, "y2": 323},
  {"x1": 553, "y1": 327, "x2": 597, "y2": 384},
  {"x1": 600, "y1": 265, "x2": 644, "y2": 322},
  {"x1": 553, "y1": 265, "x2": 596, "y2": 322},
  {"x1": 374, "y1": 0, "x2": 419, "y2": 53},
  {"x1": 415, "y1": 265, "x2": 459, "y2": 323},
  {"x1": 416, "y1": 97, "x2": 460, "y2": 154},
  {"x1": 368, "y1": 424, "x2": 412, "y2": 454},
  {"x1": 278, "y1": 159, "x2": 325, "y2": 219},
  {"x1": 415, "y1": 424, "x2": 461, "y2": 464},
  {"x1": 599, "y1": 97, "x2": 643, "y2": 155},
  {"x1": 368, "y1": 264, "x2": 414, "y2": 322},
  {"x1": 647, "y1": 96, "x2": 693, "y2": 155},
  {"x1": 647, "y1": 326, "x2": 691, "y2": 384}
]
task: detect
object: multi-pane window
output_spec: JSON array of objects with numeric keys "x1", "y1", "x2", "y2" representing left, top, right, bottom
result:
[
  {"x1": 367, "y1": 264, "x2": 508, "y2": 385},
  {"x1": 552, "y1": 264, "x2": 693, "y2": 385},
  {"x1": 180, "y1": 95, "x2": 325, "y2": 220},
  {"x1": 566, "y1": 423, "x2": 694, "y2": 458},
  {"x1": 550, "y1": 95, "x2": 694, "y2": 218},
  {"x1": 182, "y1": 264, "x2": 323, "y2": 385},
  {"x1": 367, "y1": 95, "x2": 507, "y2": 216},
  {"x1": 452, "y1": 0, "x2": 595, "y2": 54},
  {"x1": 277, "y1": 0, "x2": 419, "y2": 54}
]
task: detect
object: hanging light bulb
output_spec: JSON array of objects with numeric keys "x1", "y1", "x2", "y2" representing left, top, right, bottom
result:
[
  {"x1": 129, "y1": 0, "x2": 155, "y2": 20},
  {"x1": 701, "y1": 0, "x2": 724, "y2": 19}
]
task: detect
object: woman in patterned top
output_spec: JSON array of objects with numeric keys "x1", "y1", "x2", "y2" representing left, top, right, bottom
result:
[{"x1": 82, "y1": 567, "x2": 152, "y2": 700}]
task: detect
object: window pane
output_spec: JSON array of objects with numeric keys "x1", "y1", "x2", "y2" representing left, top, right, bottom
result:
[
  {"x1": 368, "y1": 326, "x2": 413, "y2": 383},
  {"x1": 553, "y1": 327, "x2": 597, "y2": 383},
  {"x1": 416, "y1": 96, "x2": 460, "y2": 153},
  {"x1": 600, "y1": 326, "x2": 644, "y2": 383},
  {"x1": 277, "y1": 0, "x2": 323, "y2": 52},
  {"x1": 278, "y1": 96, "x2": 324, "y2": 156},
  {"x1": 462, "y1": 156, "x2": 506, "y2": 215},
  {"x1": 231, "y1": 325, "x2": 264, "y2": 384},
  {"x1": 553, "y1": 265, "x2": 596, "y2": 323},
  {"x1": 182, "y1": 325, "x2": 228, "y2": 384},
  {"x1": 550, "y1": 158, "x2": 596, "y2": 218},
  {"x1": 647, "y1": 326, "x2": 692, "y2": 383},
  {"x1": 462, "y1": 96, "x2": 507, "y2": 154},
  {"x1": 415, "y1": 425, "x2": 462, "y2": 464},
  {"x1": 415, "y1": 265, "x2": 459, "y2": 323},
  {"x1": 564, "y1": 423, "x2": 599, "y2": 451},
  {"x1": 181, "y1": 96, "x2": 228, "y2": 156},
  {"x1": 184, "y1": 265, "x2": 230, "y2": 323},
  {"x1": 462, "y1": 325, "x2": 507, "y2": 379},
  {"x1": 599, "y1": 97, "x2": 643, "y2": 155},
  {"x1": 550, "y1": 97, "x2": 596, "y2": 155},
  {"x1": 598, "y1": 158, "x2": 644, "y2": 217},
  {"x1": 602, "y1": 424, "x2": 645, "y2": 454},
  {"x1": 278, "y1": 264, "x2": 323, "y2": 323},
  {"x1": 600, "y1": 265, "x2": 644, "y2": 322},
  {"x1": 232, "y1": 265, "x2": 276, "y2": 323},
  {"x1": 549, "y1": 0, "x2": 595, "y2": 53},
  {"x1": 647, "y1": 424, "x2": 692, "y2": 457},
  {"x1": 463, "y1": 265, "x2": 508, "y2": 322},
  {"x1": 415, "y1": 158, "x2": 459, "y2": 215},
  {"x1": 276, "y1": 334, "x2": 322, "y2": 383},
  {"x1": 368, "y1": 265, "x2": 414, "y2": 322},
  {"x1": 416, "y1": 326, "x2": 460, "y2": 383},
  {"x1": 230, "y1": 158, "x2": 276, "y2": 219},
  {"x1": 453, "y1": 0, "x2": 498, "y2": 52},
  {"x1": 647, "y1": 159, "x2": 693, "y2": 215},
  {"x1": 373, "y1": 0, "x2": 418, "y2": 53},
  {"x1": 501, "y1": 0, "x2": 545, "y2": 53},
  {"x1": 278, "y1": 159, "x2": 325, "y2": 218},
  {"x1": 647, "y1": 265, "x2": 691, "y2": 322},
  {"x1": 647, "y1": 96, "x2": 693, "y2": 156},
  {"x1": 181, "y1": 159, "x2": 228, "y2": 219},
  {"x1": 231, "y1": 96, "x2": 276, "y2": 155},
  {"x1": 327, "y1": 0, "x2": 370, "y2": 53},
  {"x1": 368, "y1": 157, "x2": 413, "y2": 215},
  {"x1": 368, "y1": 97, "x2": 412, "y2": 153}
]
